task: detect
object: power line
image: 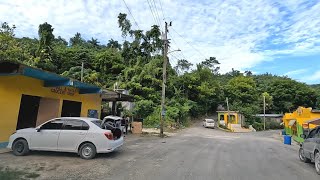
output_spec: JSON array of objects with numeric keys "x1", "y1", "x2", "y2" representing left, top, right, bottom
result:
[
  {"x1": 122, "y1": 0, "x2": 141, "y2": 29},
  {"x1": 151, "y1": 0, "x2": 163, "y2": 30},
  {"x1": 158, "y1": 0, "x2": 165, "y2": 20},
  {"x1": 146, "y1": 0, "x2": 161, "y2": 27},
  {"x1": 168, "y1": 34, "x2": 188, "y2": 60},
  {"x1": 171, "y1": 27, "x2": 207, "y2": 59},
  {"x1": 169, "y1": 37, "x2": 188, "y2": 60}
]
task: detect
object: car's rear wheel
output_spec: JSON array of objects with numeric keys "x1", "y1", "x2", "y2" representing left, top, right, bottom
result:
[
  {"x1": 12, "y1": 139, "x2": 29, "y2": 156},
  {"x1": 299, "y1": 148, "x2": 310, "y2": 163},
  {"x1": 79, "y1": 143, "x2": 96, "y2": 160},
  {"x1": 315, "y1": 152, "x2": 320, "y2": 175}
]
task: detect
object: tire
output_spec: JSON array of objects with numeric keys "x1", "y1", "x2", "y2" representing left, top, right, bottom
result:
[
  {"x1": 299, "y1": 148, "x2": 310, "y2": 163},
  {"x1": 315, "y1": 152, "x2": 320, "y2": 175},
  {"x1": 79, "y1": 143, "x2": 96, "y2": 160},
  {"x1": 12, "y1": 139, "x2": 30, "y2": 156}
]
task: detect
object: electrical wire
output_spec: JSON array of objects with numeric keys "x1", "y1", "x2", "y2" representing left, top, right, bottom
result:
[
  {"x1": 151, "y1": 0, "x2": 164, "y2": 30},
  {"x1": 158, "y1": 0, "x2": 165, "y2": 20},
  {"x1": 121, "y1": 0, "x2": 141, "y2": 29},
  {"x1": 147, "y1": 0, "x2": 161, "y2": 27},
  {"x1": 171, "y1": 27, "x2": 207, "y2": 59}
]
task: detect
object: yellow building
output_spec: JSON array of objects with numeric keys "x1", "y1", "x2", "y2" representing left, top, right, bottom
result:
[
  {"x1": 283, "y1": 106, "x2": 320, "y2": 142},
  {"x1": 217, "y1": 111, "x2": 244, "y2": 126},
  {"x1": 0, "y1": 61, "x2": 102, "y2": 148}
]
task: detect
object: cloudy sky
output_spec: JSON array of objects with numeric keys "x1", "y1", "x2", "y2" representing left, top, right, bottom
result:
[{"x1": 1, "y1": 0, "x2": 320, "y2": 84}]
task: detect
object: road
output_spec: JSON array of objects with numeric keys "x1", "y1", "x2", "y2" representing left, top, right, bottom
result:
[{"x1": 0, "y1": 125, "x2": 319, "y2": 180}]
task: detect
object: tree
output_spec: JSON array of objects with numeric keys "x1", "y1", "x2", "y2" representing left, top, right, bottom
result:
[
  {"x1": 201, "y1": 57, "x2": 220, "y2": 73},
  {"x1": 225, "y1": 76, "x2": 259, "y2": 124},
  {"x1": 175, "y1": 59, "x2": 193, "y2": 75},
  {"x1": 261, "y1": 92, "x2": 273, "y2": 113},
  {"x1": 118, "y1": 13, "x2": 131, "y2": 37},
  {"x1": 87, "y1": 38, "x2": 100, "y2": 47},
  {"x1": 267, "y1": 79, "x2": 317, "y2": 113},
  {"x1": 0, "y1": 22, "x2": 27, "y2": 62},
  {"x1": 37, "y1": 22, "x2": 54, "y2": 55},
  {"x1": 107, "y1": 39, "x2": 121, "y2": 50},
  {"x1": 70, "y1": 32, "x2": 85, "y2": 46}
]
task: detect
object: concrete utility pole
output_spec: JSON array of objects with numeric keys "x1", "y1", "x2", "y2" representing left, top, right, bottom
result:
[
  {"x1": 226, "y1": 97, "x2": 230, "y2": 124},
  {"x1": 263, "y1": 95, "x2": 266, "y2": 131},
  {"x1": 81, "y1": 61, "x2": 84, "y2": 82},
  {"x1": 160, "y1": 22, "x2": 170, "y2": 137}
]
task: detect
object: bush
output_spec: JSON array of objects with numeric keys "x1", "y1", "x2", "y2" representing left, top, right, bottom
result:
[
  {"x1": 252, "y1": 122, "x2": 264, "y2": 131},
  {"x1": 267, "y1": 121, "x2": 283, "y2": 129}
]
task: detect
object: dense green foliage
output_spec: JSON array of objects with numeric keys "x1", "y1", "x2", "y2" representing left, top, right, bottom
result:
[{"x1": 1, "y1": 14, "x2": 319, "y2": 128}]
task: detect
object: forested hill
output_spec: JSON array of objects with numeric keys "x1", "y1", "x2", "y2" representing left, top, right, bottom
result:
[{"x1": 1, "y1": 13, "x2": 319, "y2": 127}]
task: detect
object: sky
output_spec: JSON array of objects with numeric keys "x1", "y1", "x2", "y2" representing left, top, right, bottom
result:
[{"x1": 0, "y1": 0, "x2": 320, "y2": 84}]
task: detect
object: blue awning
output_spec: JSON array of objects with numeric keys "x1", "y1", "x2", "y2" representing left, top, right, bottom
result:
[{"x1": 0, "y1": 61, "x2": 101, "y2": 94}]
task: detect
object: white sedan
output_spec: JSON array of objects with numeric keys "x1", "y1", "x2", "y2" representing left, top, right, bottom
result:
[
  {"x1": 203, "y1": 119, "x2": 215, "y2": 128},
  {"x1": 7, "y1": 117, "x2": 123, "y2": 159}
]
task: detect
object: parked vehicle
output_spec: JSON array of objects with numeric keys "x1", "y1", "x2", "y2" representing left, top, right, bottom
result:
[
  {"x1": 102, "y1": 115, "x2": 125, "y2": 133},
  {"x1": 299, "y1": 126, "x2": 320, "y2": 175},
  {"x1": 7, "y1": 117, "x2": 124, "y2": 159},
  {"x1": 203, "y1": 119, "x2": 215, "y2": 128}
]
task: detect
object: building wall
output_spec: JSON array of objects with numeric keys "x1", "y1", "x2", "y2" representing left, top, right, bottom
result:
[
  {"x1": 283, "y1": 107, "x2": 320, "y2": 142},
  {"x1": 217, "y1": 112, "x2": 239, "y2": 125},
  {"x1": 0, "y1": 75, "x2": 101, "y2": 143}
]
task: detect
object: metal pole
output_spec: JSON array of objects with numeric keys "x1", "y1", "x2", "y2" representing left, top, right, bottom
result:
[
  {"x1": 263, "y1": 95, "x2": 266, "y2": 131},
  {"x1": 160, "y1": 22, "x2": 168, "y2": 137},
  {"x1": 81, "y1": 61, "x2": 84, "y2": 82},
  {"x1": 226, "y1": 97, "x2": 230, "y2": 124}
]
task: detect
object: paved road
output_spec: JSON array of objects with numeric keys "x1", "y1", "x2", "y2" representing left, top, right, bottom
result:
[{"x1": 0, "y1": 125, "x2": 319, "y2": 180}]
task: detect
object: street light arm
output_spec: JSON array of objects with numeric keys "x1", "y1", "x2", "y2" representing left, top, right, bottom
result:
[{"x1": 168, "y1": 49, "x2": 181, "y2": 54}]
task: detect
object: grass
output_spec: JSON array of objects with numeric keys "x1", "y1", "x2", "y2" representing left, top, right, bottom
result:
[{"x1": 0, "y1": 166, "x2": 40, "y2": 180}]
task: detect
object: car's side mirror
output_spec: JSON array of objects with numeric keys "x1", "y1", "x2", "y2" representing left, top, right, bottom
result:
[
  {"x1": 36, "y1": 127, "x2": 41, "y2": 132},
  {"x1": 300, "y1": 134, "x2": 306, "y2": 139}
]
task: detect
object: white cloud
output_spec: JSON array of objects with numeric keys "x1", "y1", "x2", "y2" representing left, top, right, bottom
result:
[
  {"x1": 0, "y1": 0, "x2": 320, "y2": 73},
  {"x1": 303, "y1": 71, "x2": 320, "y2": 83},
  {"x1": 283, "y1": 69, "x2": 307, "y2": 76}
]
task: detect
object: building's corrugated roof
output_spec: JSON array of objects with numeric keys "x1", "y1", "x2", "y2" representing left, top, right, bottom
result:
[{"x1": 255, "y1": 114, "x2": 283, "y2": 118}]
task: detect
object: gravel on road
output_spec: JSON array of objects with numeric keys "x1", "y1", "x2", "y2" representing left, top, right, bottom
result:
[{"x1": 0, "y1": 126, "x2": 318, "y2": 180}]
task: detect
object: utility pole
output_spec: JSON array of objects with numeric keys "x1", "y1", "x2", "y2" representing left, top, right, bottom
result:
[
  {"x1": 263, "y1": 95, "x2": 266, "y2": 131},
  {"x1": 160, "y1": 22, "x2": 170, "y2": 137},
  {"x1": 226, "y1": 97, "x2": 230, "y2": 124},
  {"x1": 81, "y1": 61, "x2": 84, "y2": 82}
]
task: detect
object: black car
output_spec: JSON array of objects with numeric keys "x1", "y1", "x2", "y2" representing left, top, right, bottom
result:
[{"x1": 299, "y1": 126, "x2": 320, "y2": 175}]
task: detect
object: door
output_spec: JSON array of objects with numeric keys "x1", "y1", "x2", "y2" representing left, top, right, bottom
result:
[
  {"x1": 61, "y1": 100, "x2": 82, "y2": 117},
  {"x1": 16, "y1": 95, "x2": 41, "y2": 130},
  {"x1": 57, "y1": 119, "x2": 89, "y2": 152},
  {"x1": 30, "y1": 119, "x2": 63, "y2": 151},
  {"x1": 304, "y1": 128, "x2": 318, "y2": 158}
]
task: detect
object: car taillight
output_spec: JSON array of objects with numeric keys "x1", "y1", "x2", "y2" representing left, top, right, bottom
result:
[{"x1": 104, "y1": 132, "x2": 113, "y2": 140}]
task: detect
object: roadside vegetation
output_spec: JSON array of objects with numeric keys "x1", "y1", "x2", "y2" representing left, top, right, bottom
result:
[{"x1": 1, "y1": 13, "x2": 319, "y2": 129}]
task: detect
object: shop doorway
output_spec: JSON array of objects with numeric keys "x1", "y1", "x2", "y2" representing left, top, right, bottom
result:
[
  {"x1": 16, "y1": 95, "x2": 41, "y2": 130},
  {"x1": 61, "y1": 100, "x2": 82, "y2": 117},
  {"x1": 36, "y1": 98, "x2": 60, "y2": 126}
]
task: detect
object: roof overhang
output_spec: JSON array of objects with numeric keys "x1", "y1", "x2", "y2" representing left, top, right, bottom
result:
[
  {"x1": 0, "y1": 61, "x2": 101, "y2": 94},
  {"x1": 101, "y1": 89, "x2": 134, "y2": 102},
  {"x1": 304, "y1": 118, "x2": 320, "y2": 125}
]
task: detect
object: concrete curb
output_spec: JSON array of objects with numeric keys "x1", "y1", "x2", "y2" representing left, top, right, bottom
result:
[{"x1": 217, "y1": 126, "x2": 232, "y2": 132}]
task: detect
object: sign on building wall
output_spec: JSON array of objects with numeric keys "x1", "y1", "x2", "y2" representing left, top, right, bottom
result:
[
  {"x1": 51, "y1": 87, "x2": 77, "y2": 96},
  {"x1": 88, "y1": 109, "x2": 98, "y2": 118}
]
